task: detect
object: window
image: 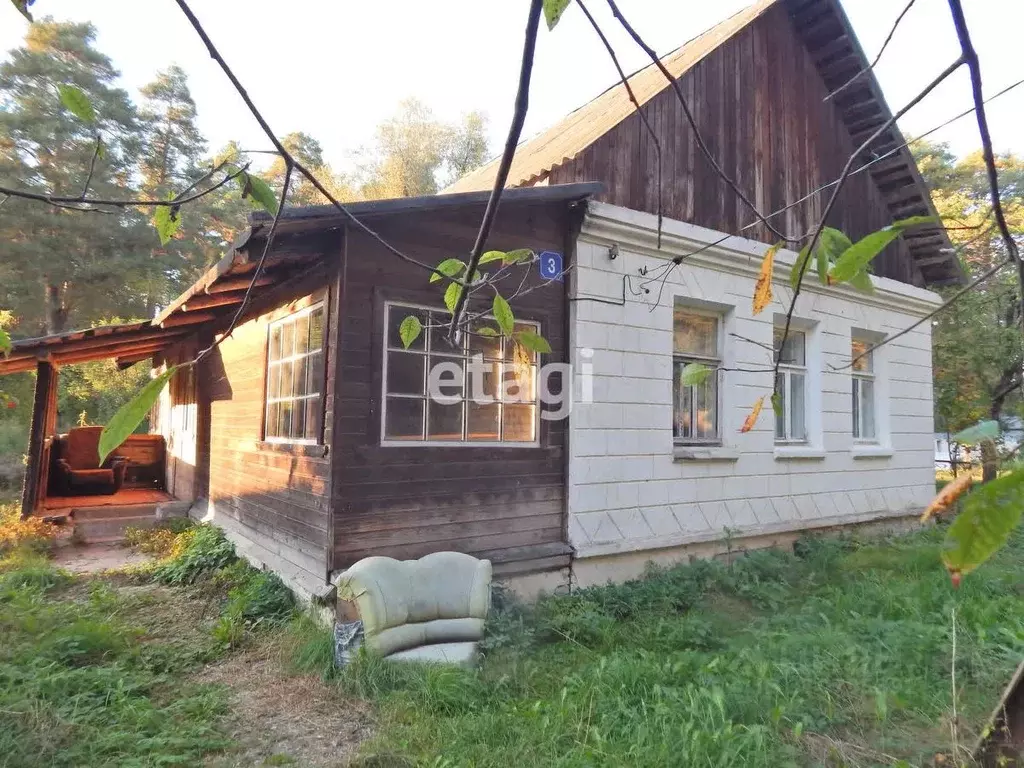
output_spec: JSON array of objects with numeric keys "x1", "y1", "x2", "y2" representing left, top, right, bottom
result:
[
  {"x1": 382, "y1": 303, "x2": 539, "y2": 444},
  {"x1": 851, "y1": 338, "x2": 876, "y2": 440},
  {"x1": 264, "y1": 303, "x2": 325, "y2": 443},
  {"x1": 673, "y1": 307, "x2": 720, "y2": 443},
  {"x1": 774, "y1": 327, "x2": 806, "y2": 442}
]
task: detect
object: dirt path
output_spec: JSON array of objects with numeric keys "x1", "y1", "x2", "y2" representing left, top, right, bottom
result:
[{"x1": 199, "y1": 643, "x2": 373, "y2": 768}]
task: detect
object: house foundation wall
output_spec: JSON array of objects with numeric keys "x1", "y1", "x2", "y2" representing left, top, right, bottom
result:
[{"x1": 567, "y1": 203, "x2": 942, "y2": 572}]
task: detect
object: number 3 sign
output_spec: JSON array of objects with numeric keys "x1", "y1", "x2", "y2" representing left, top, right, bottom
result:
[{"x1": 538, "y1": 250, "x2": 563, "y2": 281}]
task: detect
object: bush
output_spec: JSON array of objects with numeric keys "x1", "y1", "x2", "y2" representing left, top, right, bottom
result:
[
  {"x1": 0, "y1": 501, "x2": 58, "y2": 557},
  {"x1": 123, "y1": 517, "x2": 194, "y2": 557},
  {"x1": 151, "y1": 523, "x2": 237, "y2": 585}
]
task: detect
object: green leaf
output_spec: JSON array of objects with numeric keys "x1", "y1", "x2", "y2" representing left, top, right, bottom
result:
[
  {"x1": 244, "y1": 174, "x2": 279, "y2": 214},
  {"x1": 543, "y1": 0, "x2": 571, "y2": 29},
  {"x1": 503, "y1": 248, "x2": 534, "y2": 265},
  {"x1": 475, "y1": 326, "x2": 499, "y2": 337},
  {"x1": 152, "y1": 205, "x2": 182, "y2": 246},
  {"x1": 817, "y1": 227, "x2": 851, "y2": 284},
  {"x1": 11, "y1": 0, "x2": 34, "y2": 21},
  {"x1": 430, "y1": 258, "x2": 466, "y2": 283},
  {"x1": 477, "y1": 251, "x2": 507, "y2": 266},
  {"x1": 848, "y1": 269, "x2": 874, "y2": 294},
  {"x1": 680, "y1": 362, "x2": 713, "y2": 386},
  {"x1": 98, "y1": 366, "x2": 179, "y2": 464},
  {"x1": 892, "y1": 215, "x2": 938, "y2": 230},
  {"x1": 0, "y1": 327, "x2": 11, "y2": 357},
  {"x1": 493, "y1": 293, "x2": 514, "y2": 336},
  {"x1": 951, "y1": 419, "x2": 1000, "y2": 445},
  {"x1": 789, "y1": 245, "x2": 812, "y2": 290},
  {"x1": 58, "y1": 84, "x2": 96, "y2": 123},
  {"x1": 398, "y1": 315, "x2": 422, "y2": 350},
  {"x1": 771, "y1": 392, "x2": 783, "y2": 418},
  {"x1": 828, "y1": 227, "x2": 904, "y2": 284},
  {"x1": 515, "y1": 329, "x2": 552, "y2": 354},
  {"x1": 444, "y1": 282, "x2": 463, "y2": 314},
  {"x1": 942, "y1": 468, "x2": 1024, "y2": 577}
]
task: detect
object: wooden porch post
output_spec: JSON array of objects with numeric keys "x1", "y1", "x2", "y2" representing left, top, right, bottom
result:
[{"x1": 20, "y1": 361, "x2": 56, "y2": 518}]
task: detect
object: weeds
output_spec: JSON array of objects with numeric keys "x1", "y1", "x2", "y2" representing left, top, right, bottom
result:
[
  {"x1": 0, "y1": 500, "x2": 58, "y2": 556},
  {"x1": 332, "y1": 527, "x2": 1024, "y2": 766}
]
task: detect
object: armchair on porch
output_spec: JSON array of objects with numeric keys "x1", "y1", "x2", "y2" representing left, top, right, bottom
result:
[{"x1": 53, "y1": 426, "x2": 128, "y2": 496}]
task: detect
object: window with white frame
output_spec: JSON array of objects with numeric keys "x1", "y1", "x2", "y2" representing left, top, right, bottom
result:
[
  {"x1": 673, "y1": 305, "x2": 721, "y2": 443},
  {"x1": 851, "y1": 338, "x2": 876, "y2": 440},
  {"x1": 773, "y1": 326, "x2": 806, "y2": 442},
  {"x1": 382, "y1": 303, "x2": 539, "y2": 444},
  {"x1": 264, "y1": 303, "x2": 325, "y2": 443}
]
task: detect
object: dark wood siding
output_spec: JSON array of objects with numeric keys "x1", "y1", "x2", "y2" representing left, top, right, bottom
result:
[
  {"x1": 192, "y1": 246, "x2": 339, "y2": 584},
  {"x1": 548, "y1": 4, "x2": 921, "y2": 285},
  {"x1": 331, "y1": 201, "x2": 574, "y2": 570}
]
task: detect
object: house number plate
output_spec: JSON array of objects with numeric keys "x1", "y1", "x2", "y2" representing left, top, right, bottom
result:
[{"x1": 539, "y1": 250, "x2": 563, "y2": 281}]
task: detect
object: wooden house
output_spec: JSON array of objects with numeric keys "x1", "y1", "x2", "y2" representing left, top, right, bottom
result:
[{"x1": 3, "y1": 0, "x2": 954, "y2": 597}]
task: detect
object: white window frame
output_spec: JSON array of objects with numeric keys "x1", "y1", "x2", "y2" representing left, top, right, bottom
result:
[
  {"x1": 774, "y1": 327, "x2": 807, "y2": 444},
  {"x1": 851, "y1": 337, "x2": 877, "y2": 442},
  {"x1": 673, "y1": 307, "x2": 722, "y2": 445},
  {"x1": 380, "y1": 301, "x2": 541, "y2": 447},
  {"x1": 263, "y1": 301, "x2": 325, "y2": 445}
]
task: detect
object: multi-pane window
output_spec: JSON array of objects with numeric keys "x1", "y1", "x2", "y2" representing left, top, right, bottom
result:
[
  {"x1": 851, "y1": 338, "x2": 876, "y2": 440},
  {"x1": 774, "y1": 327, "x2": 806, "y2": 442},
  {"x1": 382, "y1": 303, "x2": 539, "y2": 444},
  {"x1": 673, "y1": 307, "x2": 720, "y2": 443},
  {"x1": 264, "y1": 303, "x2": 324, "y2": 443}
]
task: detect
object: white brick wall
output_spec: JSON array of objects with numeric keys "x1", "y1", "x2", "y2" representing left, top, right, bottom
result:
[{"x1": 567, "y1": 203, "x2": 942, "y2": 560}]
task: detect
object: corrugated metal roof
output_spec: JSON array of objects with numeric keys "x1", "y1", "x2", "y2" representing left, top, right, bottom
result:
[{"x1": 445, "y1": 0, "x2": 776, "y2": 194}]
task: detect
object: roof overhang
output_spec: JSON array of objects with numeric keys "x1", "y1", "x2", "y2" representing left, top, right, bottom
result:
[{"x1": 0, "y1": 183, "x2": 602, "y2": 376}]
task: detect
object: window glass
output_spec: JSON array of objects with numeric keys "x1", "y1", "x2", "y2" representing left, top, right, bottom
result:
[
  {"x1": 674, "y1": 309, "x2": 718, "y2": 358},
  {"x1": 852, "y1": 338, "x2": 876, "y2": 440},
  {"x1": 382, "y1": 304, "x2": 540, "y2": 444},
  {"x1": 774, "y1": 327, "x2": 807, "y2": 442},
  {"x1": 774, "y1": 328, "x2": 805, "y2": 366},
  {"x1": 265, "y1": 303, "x2": 325, "y2": 443},
  {"x1": 673, "y1": 305, "x2": 721, "y2": 444}
]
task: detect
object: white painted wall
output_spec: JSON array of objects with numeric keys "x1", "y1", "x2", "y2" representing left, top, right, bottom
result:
[{"x1": 567, "y1": 202, "x2": 942, "y2": 564}]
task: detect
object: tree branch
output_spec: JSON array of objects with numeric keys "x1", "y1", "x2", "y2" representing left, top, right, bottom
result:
[
  {"x1": 0, "y1": 163, "x2": 248, "y2": 210},
  {"x1": 606, "y1": 0, "x2": 797, "y2": 243},
  {"x1": 196, "y1": 164, "x2": 293, "y2": 363},
  {"x1": 173, "y1": 0, "x2": 444, "y2": 280},
  {"x1": 776, "y1": 57, "x2": 964, "y2": 383},
  {"x1": 824, "y1": 0, "x2": 916, "y2": 103},
  {"x1": 946, "y1": 0, "x2": 1024, "y2": 329},
  {"x1": 577, "y1": 0, "x2": 662, "y2": 247},
  {"x1": 446, "y1": 0, "x2": 543, "y2": 341}
]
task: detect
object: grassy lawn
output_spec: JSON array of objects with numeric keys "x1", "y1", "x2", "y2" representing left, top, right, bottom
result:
[
  {"x1": 323, "y1": 526, "x2": 1024, "y2": 766},
  {"x1": 2, "y1": 494, "x2": 1022, "y2": 766}
]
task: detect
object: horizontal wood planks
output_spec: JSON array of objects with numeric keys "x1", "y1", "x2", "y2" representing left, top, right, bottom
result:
[
  {"x1": 195, "y1": 250, "x2": 338, "y2": 584},
  {"x1": 332, "y1": 201, "x2": 574, "y2": 570},
  {"x1": 548, "y1": 4, "x2": 920, "y2": 285}
]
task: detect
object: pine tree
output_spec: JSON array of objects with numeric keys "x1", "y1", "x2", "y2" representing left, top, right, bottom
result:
[{"x1": 0, "y1": 21, "x2": 151, "y2": 335}]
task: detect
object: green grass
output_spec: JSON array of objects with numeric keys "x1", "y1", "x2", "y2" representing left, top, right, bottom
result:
[
  {"x1": 0, "y1": 521, "x2": 304, "y2": 767},
  {"x1": 315, "y1": 527, "x2": 1024, "y2": 766}
]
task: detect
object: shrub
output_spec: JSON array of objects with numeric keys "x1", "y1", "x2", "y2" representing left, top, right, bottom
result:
[
  {"x1": 151, "y1": 523, "x2": 237, "y2": 585},
  {"x1": 0, "y1": 502, "x2": 58, "y2": 557},
  {"x1": 226, "y1": 569, "x2": 295, "y2": 628},
  {"x1": 123, "y1": 517, "x2": 194, "y2": 557}
]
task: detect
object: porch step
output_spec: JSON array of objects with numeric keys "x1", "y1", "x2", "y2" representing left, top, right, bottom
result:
[
  {"x1": 72, "y1": 504, "x2": 160, "y2": 522},
  {"x1": 74, "y1": 513, "x2": 157, "y2": 544}
]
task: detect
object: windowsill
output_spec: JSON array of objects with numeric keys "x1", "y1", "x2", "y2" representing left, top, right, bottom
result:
[
  {"x1": 774, "y1": 444, "x2": 826, "y2": 460},
  {"x1": 673, "y1": 445, "x2": 739, "y2": 462},
  {"x1": 256, "y1": 441, "x2": 328, "y2": 458},
  {"x1": 850, "y1": 444, "x2": 893, "y2": 459}
]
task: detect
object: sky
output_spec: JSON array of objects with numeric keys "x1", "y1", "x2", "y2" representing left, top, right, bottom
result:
[{"x1": 1, "y1": 0, "x2": 1022, "y2": 174}]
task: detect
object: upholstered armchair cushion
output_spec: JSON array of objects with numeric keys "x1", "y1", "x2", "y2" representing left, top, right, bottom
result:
[
  {"x1": 55, "y1": 427, "x2": 128, "y2": 495},
  {"x1": 335, "y1": 551, "x2": 491, "y2": 661}
]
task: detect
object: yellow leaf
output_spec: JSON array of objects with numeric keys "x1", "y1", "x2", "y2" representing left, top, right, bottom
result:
[
  {"x1": 752, "y1": 243, "x2": 781, "y2": 316},
  {"x1": 921, "y1": 473, "x2": 973, "y2": 522},
  {"x1": 740, "y1": 395, "x2": 766, "y2": 433}
]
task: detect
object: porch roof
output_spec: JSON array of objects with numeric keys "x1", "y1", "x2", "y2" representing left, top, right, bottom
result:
[{"x1": 0, "y1": 182, "x2": 602, "y2": 375}]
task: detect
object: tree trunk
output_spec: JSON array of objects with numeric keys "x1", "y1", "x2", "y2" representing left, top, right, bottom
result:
[
  {"x1": 42, "y1": 281, "x2": 69, "y2": 336},
  {"x1": 981, "y1": 438, "x2": 999, "y2": 483}
]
